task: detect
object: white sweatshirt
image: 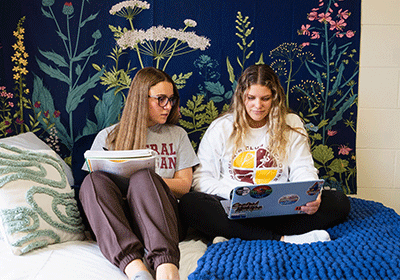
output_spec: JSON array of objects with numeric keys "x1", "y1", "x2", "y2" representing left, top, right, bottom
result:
[{"x1": 192, "y1": 113, "x2": 318, "y2": 199}]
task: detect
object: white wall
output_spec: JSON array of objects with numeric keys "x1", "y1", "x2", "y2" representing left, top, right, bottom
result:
[{"x1": 356, "y1": 0, "x2": 400, "y2": 214}]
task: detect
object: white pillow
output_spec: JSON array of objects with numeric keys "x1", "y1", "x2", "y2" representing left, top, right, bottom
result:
[
  {"x1": 0, "y1": 143, "x2": 85, "y2": 255},
  {"x1": 0, "y1": 132, "x2": 74, "y2": 186}
]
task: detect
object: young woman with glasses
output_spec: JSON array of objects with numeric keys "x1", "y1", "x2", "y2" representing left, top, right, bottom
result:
[{"x1": 79, "y1": 67, "x2": 199, "y2": 280}]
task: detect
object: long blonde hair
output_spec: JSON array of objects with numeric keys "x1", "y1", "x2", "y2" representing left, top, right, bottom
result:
[
  {"x1": 228, "y1": 64, "x2": 306, "y2": 160},
  {"x1": 106, "y1": 67, "x2": 180, "y2": 150}
]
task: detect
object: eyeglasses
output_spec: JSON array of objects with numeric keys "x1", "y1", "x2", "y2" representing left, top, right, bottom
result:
[{"x1": 148, "y1": 95, "x2": 178, "y2": 107}]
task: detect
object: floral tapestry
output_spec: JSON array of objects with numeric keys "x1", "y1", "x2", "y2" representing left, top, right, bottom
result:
[{"x1": 0, "y1": 0, "x2": 360, "y2": 193}]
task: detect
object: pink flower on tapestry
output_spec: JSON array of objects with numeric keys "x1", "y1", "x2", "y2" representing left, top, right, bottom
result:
[
  {"x1": 346, "y1": 30, "x2": 355, "y2": 38},
  {"x1": 34, "y1": 101, "x2": 41, "y2": 108},
  {"x1": 299, "y1": 24, "x2": 311, "y2": 36},
  {"x1": 15, "y1": 118, "x2": 23, "y2": 124},
  {"x1": 327, "y1": 130, "x2": 337, "y2": 136},
  {"x1": 53, "y1": 110, "x2": 61, "y2": 118},
  {"x1": 335, "y1": 32, "x2": 344, "y2": 38},
  {"x1": 301, "y1": 42, "x2": 310, "y2": 47},
  {"x1": 338, "y1": 9, "x2": 350, "y2": 19},
  {"x1": 6, "y1": 129, "x2": 12, "y2": 134},
  {"x1": 311, "y1": 31, "x2": 320, "y2": 40},
  {"x1": 308, "y1": 11, "x2": 318, "y2": 21},
  {"x1": 338, "y1": 145, "x2": 352, "y2": 155},
  {"x1": 318, "y1": 13, "x2": 332, "y2": 23},
  {"x1": 44, "y1": 110, "x2": 49, "y2": 117},
  {"x1": 330, "y1": 19, "x2": 346, "y2": 31},
  {"x1": 4, "y1": 121, "x2": 10, "y2": 125}
]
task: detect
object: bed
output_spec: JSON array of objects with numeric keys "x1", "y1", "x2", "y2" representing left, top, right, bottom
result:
[{"x1": 0, "y1": 132, "x2": 399, "y2": 280}]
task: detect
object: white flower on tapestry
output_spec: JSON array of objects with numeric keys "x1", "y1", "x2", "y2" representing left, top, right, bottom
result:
[
  {"x1": 108, "y1": 1, "x2": 210, "y2": 71},
  {"x1": 117, "y1": 21, "x2": 210, "y2": 71},
  {"x1": 184, "y1": 19, "x2": 197, "y2": 27},
  {"x1": 109, "y1": 0, "x2": 150, "y2": 19}
]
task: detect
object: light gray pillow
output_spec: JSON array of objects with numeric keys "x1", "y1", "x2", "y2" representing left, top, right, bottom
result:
[
  {"x1": 0, "y1": 132, "x2": 74, "y2": 186},
  {"x1": 0, "y1": 143, "x2": 85, "y2": 255}
]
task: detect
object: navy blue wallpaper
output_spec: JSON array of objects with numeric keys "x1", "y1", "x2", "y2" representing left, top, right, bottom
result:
[{"x1": 0, "y1": 0, "x2": 360, "y2": 193}]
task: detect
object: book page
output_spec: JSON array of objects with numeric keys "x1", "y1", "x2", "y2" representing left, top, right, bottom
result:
[{"x1": 84, "y1": 149, "x2": 156, "y2": 178}]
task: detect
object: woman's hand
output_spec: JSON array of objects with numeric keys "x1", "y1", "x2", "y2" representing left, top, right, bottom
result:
[
  {"x1": 162, "y1": 167, "x2": 193, "y2": 198},
  {"x1": 300, "y1": 192, "x2": 322, "y2": 215}
]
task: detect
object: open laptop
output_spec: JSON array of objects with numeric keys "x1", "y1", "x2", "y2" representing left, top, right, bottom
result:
[{"x1": 220, "y1": 179, "x2": 324, "y2": 219}]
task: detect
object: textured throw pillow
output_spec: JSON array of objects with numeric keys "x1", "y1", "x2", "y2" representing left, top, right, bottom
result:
[
  {"x1": 0, "y1": 143, "x2": 85, "y2": 255},
  {"x1": 0, "y1": 132, "x2": 75, "y2": 186}
]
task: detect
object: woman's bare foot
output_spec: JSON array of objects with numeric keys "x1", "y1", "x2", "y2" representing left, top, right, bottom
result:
[
  {"x1": 125, "y1": 259, "x2": 152, "y2": 279},
  {"x1": 156, "y1": 263, "x2": 180, "y2": 280}
]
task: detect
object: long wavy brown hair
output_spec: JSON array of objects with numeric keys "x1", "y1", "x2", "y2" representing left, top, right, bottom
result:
[
  {"x1": 227, "y1": 64, "x2": 306, "y2": 161},
  {"x1": 106, "y1": 67, "x2": 180, "y2": 150}
]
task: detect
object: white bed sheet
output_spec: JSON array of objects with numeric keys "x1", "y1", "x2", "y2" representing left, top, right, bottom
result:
[{"x1": 0, "y1": 232, "x2": 209, "y2": 280}]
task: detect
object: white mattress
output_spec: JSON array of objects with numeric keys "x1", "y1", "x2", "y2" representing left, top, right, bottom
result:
[{"x1": 0, "y1": 232, "x2": 209, "y2": 280}]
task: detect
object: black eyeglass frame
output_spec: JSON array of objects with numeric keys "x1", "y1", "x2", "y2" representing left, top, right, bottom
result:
[{"x1": 148, "y1": 95, "x2": 178, "y2": 107}]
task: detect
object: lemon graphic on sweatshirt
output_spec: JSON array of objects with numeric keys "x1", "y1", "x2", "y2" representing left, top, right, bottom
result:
[{"x1": 232, "y1": 148, "x2": 278, "y2": 184}]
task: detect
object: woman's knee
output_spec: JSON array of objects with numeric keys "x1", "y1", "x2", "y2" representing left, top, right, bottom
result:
[
  {"x1": 180, "y1": 191, "x2": 209, "y2": 209},
  {"x1": 129, "y1": 168, "x2": 158, "y2": 187},
  {"x1": 322, "y1": 190, "x2": 351, "y2": 219},
  {"x1": 80, "y1": 171, "x2": 119, "y2": 196}
]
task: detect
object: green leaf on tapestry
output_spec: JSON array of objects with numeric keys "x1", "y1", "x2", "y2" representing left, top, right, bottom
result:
[
  {"x1": 71, "y1": 45, "x2": 99, "y2": 63},
  {"x1": 256, "y1": 53, "x2": 264, "y2": 65},
  {"x1": 224, "y1": 80, "x2": 236, "y2": 100},
  {"x1": 80, "y1": 12, "x2": 99, "y2": 28},
  {"x1": 205, "y1": 100, "x2": 219, "y2": 121},
  {"x1": 307, "y1": 60, "x2": 324, "y2": 69},
  {"x1": 313, "y1": 162, "x2": 322, "y2": 170},
  {"x1": 41, "y1": 7, "x2": 53, "y2": 19},
  {"x1": 56, "y1": 30, "x2": 68, "y2": 42},
  {"x1": 330, "y1": 63, "x2": 345, "y2": 96},
  {"x1": 36, "y1": 57, "x2": 71, "y2": 85},
  {"x1": 66, "y1": 69, "x2": 104, "y2": 113},
  {"x1": 330, "y1": 44, "x2": 337, "y2": 61},
  {"x1": 32, "y1": 75, "x2": 72, "y2": 149},
  {"x1": 305, "y1": 60, "x2": 317, "y2": 79},
  {"x1": 92, "y1": 63, "x2": 102, "y2": 72},
  {"x1": 210, "y1": 96, "x2": 224, "y2": 103},
  {"x1": 190, "y1": 140, "x2": 198, "y2": 151},
  {"x1": 94, "y1": 89, "x2": 123, "y2": 130},
  {"x1": 222, "y1": 103, "x2": 230, "y2": 114},
  {"x1": 179, "y1": 119, "x2": 195, "y2": 130},
  {"x1": 109, "y1": 25, "x2": 124, "y2": 39},
  {"x1": 180, "y1": 95, "x2": 218, "y2": 131},
  {"x1": 318, "y1": 119, "x2": 329, "y2": 128},
  {"x1": 205, "y1": 81, "x2": 225, "y2": 96},
  {"x1": 75, "y1": 64, "x2": 82, "y2": 76},
  {"x1": 226, "y1": 57, "x2": 235, "y2": 83},
  {"x1": 312, "y1": 144, "x2": 334, "y2": 165},
  {"x1": 328, "y1": 158, "x2": 348, "y2": 174},
  {"x1": 236, "y1": 56, "x2": 243, "y2": 68},
  {"x1": 246, "y1": 50, "x2": 253, "y2": 59},
  {"x1": 171, "y1": 72, "x2": 192, "y2": 90},
  {"x1": 38, "y1": 49, "x2": 68, "y2": 68},
  {"x1": 75, "y1": 119, "x2": 98, "y2": 143},
  {"x1": 180, "y1": 106, "x2": 194, "y2": 118},
  {"x1": 327, "y1": 94, "x2": 357, "y2": 130}
]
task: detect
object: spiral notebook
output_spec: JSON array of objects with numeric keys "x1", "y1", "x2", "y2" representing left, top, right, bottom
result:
[{"x1": 220, "y1": 179, "x2": 324, "y2": 219}]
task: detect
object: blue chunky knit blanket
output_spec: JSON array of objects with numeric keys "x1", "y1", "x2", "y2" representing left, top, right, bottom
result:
[{"x1": 189, "y1": 197, "x2": 400, "y2": 280}]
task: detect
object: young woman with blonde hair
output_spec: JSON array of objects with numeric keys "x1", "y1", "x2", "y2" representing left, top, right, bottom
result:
[
  {"x1": 79, "y1": 67, "x2": 199, "y2": 280},
  {"x1": 180, "y1": 64, "x2": 350, "y2": 244}
]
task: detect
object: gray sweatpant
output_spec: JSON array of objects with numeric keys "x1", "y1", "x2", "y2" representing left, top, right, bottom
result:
[{"x1": 79, "y1": 169, "x2": 181, "y2": 273}]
